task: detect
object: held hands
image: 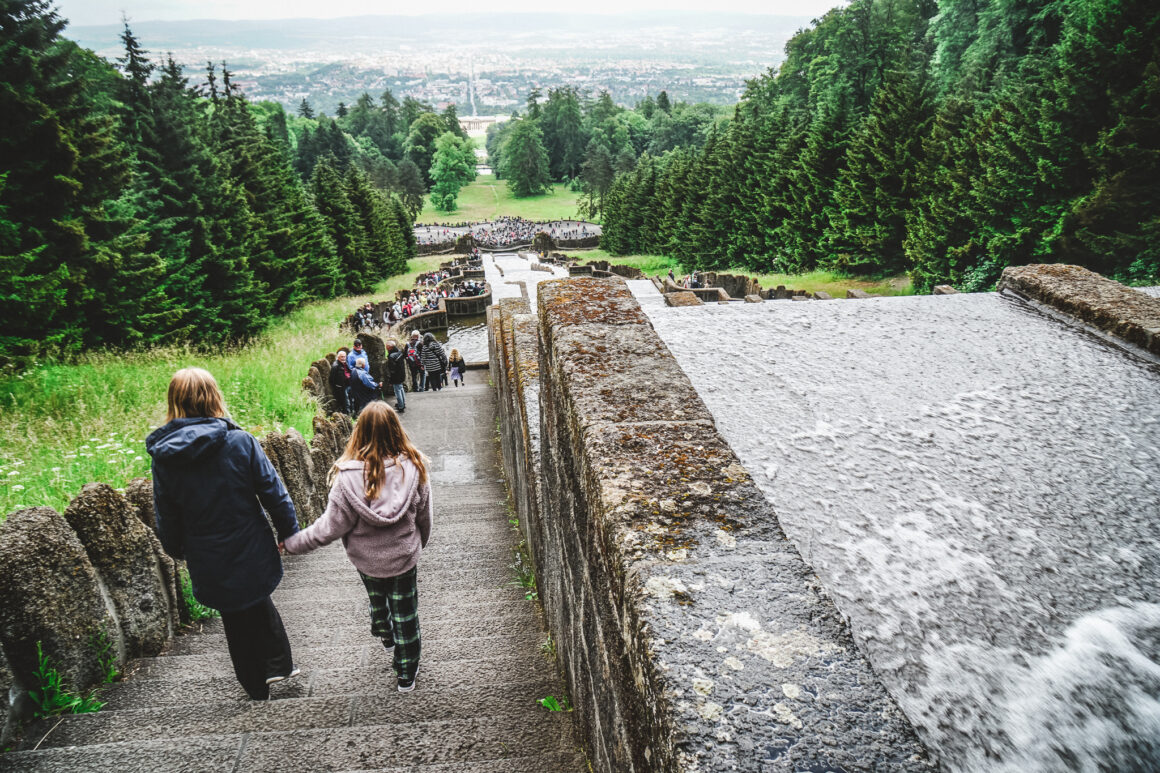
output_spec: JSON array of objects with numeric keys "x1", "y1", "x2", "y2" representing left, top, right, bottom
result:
[{"x1": 277, "y1": 541, "x2": 286, "y2": 555}]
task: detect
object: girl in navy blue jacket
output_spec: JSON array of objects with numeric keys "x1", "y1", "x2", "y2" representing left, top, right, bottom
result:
[{"x1": 147, "y1": 368, "x2": 301, "y2": 700}]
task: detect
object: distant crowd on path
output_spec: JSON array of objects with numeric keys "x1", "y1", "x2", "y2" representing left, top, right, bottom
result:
[
  {"x1": 669, "y1": 268, "x2": 705, "y2": 289},
  {"x1": 329, "y1": 333, "x2": 468, "y2": 418},
  {"x1": 350, "y1": 281, "x2": 486, "y2": 331},
  {"x1": 414, "y1": 217, "x2": 594, "y2": 248}
]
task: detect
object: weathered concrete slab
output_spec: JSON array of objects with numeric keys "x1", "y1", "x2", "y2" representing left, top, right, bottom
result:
[
  {"x1": 642, "y1": 289, "x2": 1160, "y2": 771},
  {"x1": 665, "y1": 290, "x2": 703, "y2": 307},
  {"x1": 999, "y1": 263, "x2": 1160, "y2": 355}
]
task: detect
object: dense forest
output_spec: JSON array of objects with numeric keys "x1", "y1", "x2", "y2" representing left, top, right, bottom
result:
[
  {"x1": 599, "y1": 0, "x2": 1159, "y2": 292},
  {"x1": 0, "y1": 1, "x2": 417, "y2": 367},
  {"x1": 486, "y1": 87, "x2": 729, "y2": 212}
]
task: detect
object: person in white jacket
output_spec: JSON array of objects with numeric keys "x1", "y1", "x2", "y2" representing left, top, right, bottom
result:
[{"x1": 281, "y1": 402, "x2": 432, "y2": 692}]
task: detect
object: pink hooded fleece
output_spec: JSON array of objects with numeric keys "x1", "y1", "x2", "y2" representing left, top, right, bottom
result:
[{"x1": 283, "y1": 457, "x2": 432, "y2": 578}]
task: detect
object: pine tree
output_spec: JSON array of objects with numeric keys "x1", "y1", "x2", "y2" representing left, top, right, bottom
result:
[
  {"x1": 345, "y1": 164, "x2": 404, "y2": 279},
  {"x1": 500, "y1": 119, "x2": 552, "y2": 197},
  {"x1": 542, "y1": 86, "x2": 586, "y2": 180},
  {"x1": 395, "y1": 159, "x2": 427, "y2": 218},
  {"x1": 578, "y1": 139, "x2": 615, "y2": 220},
  {"x1": 0, "y1": 1, "x2": 162, "y2": 359},
  {"x1": 311, "y1": 159, "x2": 372, "y2": 293},
  {"x1": 298, "y1": 99, "x2": 315, "y2": 118},
  {"x1": 824, "y1": 65, "x2": 931, "y2": 275},
  {"x1": 905, "y1": 97, "x2": 981, "y2": 291}
]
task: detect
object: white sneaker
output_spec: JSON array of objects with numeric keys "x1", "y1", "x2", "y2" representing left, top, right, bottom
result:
[{"x1": 265, "y1": 667, "x2": 301, "y2": 686}]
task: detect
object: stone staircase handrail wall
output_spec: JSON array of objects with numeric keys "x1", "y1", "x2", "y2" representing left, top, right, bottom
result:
[
  {"x1": 491, "y1": 277, "x2": 934, "y2": 772},
  {"x1": 0, "y1": 411, "x2": 352, "y2": 746}
]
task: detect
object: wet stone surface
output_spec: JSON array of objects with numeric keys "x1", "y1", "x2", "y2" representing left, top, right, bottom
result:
[{"x1": 639, "y1": 290, "x2": 1160, "y2": 772}]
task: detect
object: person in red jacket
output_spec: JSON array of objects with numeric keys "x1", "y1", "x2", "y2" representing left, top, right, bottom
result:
[{"x1": 281, "y1": 402, "x2": 432, "y2": 693}]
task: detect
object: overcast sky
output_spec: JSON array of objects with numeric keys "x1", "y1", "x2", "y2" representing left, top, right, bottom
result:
[{"x1": 55, "y1": 0, "x2": 846, "y2": 27}]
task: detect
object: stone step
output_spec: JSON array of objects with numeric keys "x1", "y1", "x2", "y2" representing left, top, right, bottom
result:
[
  {"x1": 276, "y1": 556, "x2": 516, "y2": 589},
  {"x1": 166, "y1": 614, "x2": 547, "y2": 656},
  {"x1": 266, "y1": 590, "x2": 536, "y2": 623},
  {"x1": 100, "y1": 653, "x2": 560, "y2": 710},
  {"x1": 22, "y1": 678, "x2": 565, "y2": 750},
  {"x1": 130, "y1": 631, "x2": 549, "y2": 680},
  {"x1": 336, "y1": 752, "x2": 589, "y2": 773},
  {"x1": 239, "y1": 713, "x2": 578, "y2": 772},
  {"x1": 3, "y1": 713, "x2": 581, "y2": 772}
]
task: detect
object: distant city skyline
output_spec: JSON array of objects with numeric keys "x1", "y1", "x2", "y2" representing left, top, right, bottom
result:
[{"x1": 55, "y1": 1, "x2": 847, "y2": 27}]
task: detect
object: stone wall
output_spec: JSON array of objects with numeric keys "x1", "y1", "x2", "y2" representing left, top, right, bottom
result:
[
  {"x1": 0, "y1": 413, "x2": 351, "y2": 744},
  {"x1": 998, "y1": 264, "x2": 1160, "y2": 356},
  {"x1": 488, "y1": 298, "x2": 543, "y2": 556},
  {"x1": 491, "y1": 276, "x2": 932, "y2": 772}
]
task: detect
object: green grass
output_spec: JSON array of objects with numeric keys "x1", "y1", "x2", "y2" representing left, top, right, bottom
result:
[
  {"x1": 0, "y1": 256, "x2": 446, "y2": 519},
  {"x1": 416, "y1": 173, "x2": 582, "y2": 224},
  {"x1": 180, "y1": 568, "x2": 219, "y2": 622},
  {"x1": 570, "y1": 249, "x2": 914, "y2": 296},
  {"x1": 571, "y1": 249, "x2": 680, "y2": 275},
  {"x1": 30, "y1": 641, "x2": 104, "y2": 718}
]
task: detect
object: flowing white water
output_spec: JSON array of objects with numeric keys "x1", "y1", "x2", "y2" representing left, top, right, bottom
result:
[
  {"x1": 482, "y1": 252, "x2": 568, "y2": 307},
  {"x1": 635, "y1": 290, "x2": 1160, "y2": 771}
]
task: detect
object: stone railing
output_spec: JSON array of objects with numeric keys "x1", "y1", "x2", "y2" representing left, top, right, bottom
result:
[
  {"x1": 0, "y1": 412, "x2": 352, "y2": 745},
  {"x1": 999, "y1": 264, "x2": 1160, "y2": 356},
  {"x1": 489, "y1": 277, "x2": 932, "y2": 772}
]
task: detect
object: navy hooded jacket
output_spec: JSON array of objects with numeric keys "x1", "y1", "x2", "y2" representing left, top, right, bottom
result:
[{"x1": 146, "y1": 417, "x2": 299, "y2": 612}]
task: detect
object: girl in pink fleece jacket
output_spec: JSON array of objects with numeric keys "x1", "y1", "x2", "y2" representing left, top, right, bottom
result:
[{"x1": 282, "y1": 402, "x2": 432, "y2": 692}]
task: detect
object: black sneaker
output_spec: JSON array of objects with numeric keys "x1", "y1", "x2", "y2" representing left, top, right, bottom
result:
[{"x1": 398, "y1": 665, "x2": 419, "y2": 693}]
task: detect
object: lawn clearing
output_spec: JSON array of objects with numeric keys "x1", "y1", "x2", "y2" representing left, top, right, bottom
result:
[
  {"x1": 569, "y1": 249, "x2": 913, "y2": 296},
  {"x1": 0, "y1": 256, "x2": 445, "y2": 518},
  {"x1": 416, "y1": 173, "x2": 582, "y2": 224}
]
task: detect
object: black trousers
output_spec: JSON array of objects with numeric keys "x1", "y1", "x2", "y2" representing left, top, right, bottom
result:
[
  {"x1": 331, "y1": 387, "x2": 348, "y2": 414},
  {"x1": 219, "y1": 596, "x2": 294, "y2": 700}
]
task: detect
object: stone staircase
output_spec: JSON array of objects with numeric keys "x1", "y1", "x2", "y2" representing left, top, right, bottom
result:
[{"x1": 2, "y1": 380, "x2": 585, "y2": 772}]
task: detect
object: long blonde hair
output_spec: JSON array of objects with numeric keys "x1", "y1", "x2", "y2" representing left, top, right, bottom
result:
[
  {"x1": 166, "y1": 368, "x2": 227, "y2": 423},
  {"x1": 334, "y1": 402, "x2": 428, "y2": 500}
]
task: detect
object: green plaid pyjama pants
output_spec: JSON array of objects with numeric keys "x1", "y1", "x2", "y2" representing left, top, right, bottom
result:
[{"x1": 359, "y1": 566, "x2": 420, "y2": 681}]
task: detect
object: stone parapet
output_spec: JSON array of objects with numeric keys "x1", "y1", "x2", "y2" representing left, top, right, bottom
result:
[
  {"x1": 511, "y1": 277, "x2": 931, "y2": 772},
  {"x1": 998, "y1": 264, "x2": 1160, "y2": 356},
  {"x1": 488, "y1": 299, "x2": 542, "y2": 558},
  {"x1": 0, "y1": 411, "x2": 352, "y2": 743},
  {"x1": 664, "y1": 291, "x2": 703, "y2": 307},
  {"x1": 0, "y1": 507, "x2": 121, "y2": 733}
]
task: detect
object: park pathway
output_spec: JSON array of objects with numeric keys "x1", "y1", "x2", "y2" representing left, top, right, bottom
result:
[{"x1": 2, "y1": 380, "x2": 586, "y2": 772}]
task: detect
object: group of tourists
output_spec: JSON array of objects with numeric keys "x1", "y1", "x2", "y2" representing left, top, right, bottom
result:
[
  {"x1": 414, "y1": 218, "x2": 594, "y2": 249},
  {"x1": 351, "y1": 281, "x2": 488, "y2": 333},
  {"x1": 328, "y1": 333, "x2": 467, "y2": 417},
  {"x1": 668, "y1": 268, "x2": 705, "y2": 289},
  {"x1": 149, "y1": 368, "x2": 432, "y2": 699}
]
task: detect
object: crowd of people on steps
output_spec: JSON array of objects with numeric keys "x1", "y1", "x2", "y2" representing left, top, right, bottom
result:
[{"x1": 328, "y1": 333, "x2": 468, "y2": 417}]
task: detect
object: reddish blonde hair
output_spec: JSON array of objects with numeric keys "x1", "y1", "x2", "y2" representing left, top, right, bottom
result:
[
  {"x1": 166, "y1": 368, "x2": 227, "y2": 423},
  {"x1": 335, "y1": 402, "x2": 428, "y2": 500}
]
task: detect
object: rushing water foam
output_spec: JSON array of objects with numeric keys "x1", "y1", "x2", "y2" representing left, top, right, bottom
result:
[{"x1": 638, "y1": 291, "x2": 1160, "y2": 771}]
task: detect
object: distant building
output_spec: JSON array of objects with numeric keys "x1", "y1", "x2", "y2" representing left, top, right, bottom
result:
[{"x1": 459, "y1": 115, "x2": 509, "y2": 133}]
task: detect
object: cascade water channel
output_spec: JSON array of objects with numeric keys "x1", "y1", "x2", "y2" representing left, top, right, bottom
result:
[
  {"x1": 435, "y1": 253, "x2": 568, "y2": 361},
  {"x1": 635, "y1": 289, "x2": 1160, "y2": 771}
]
